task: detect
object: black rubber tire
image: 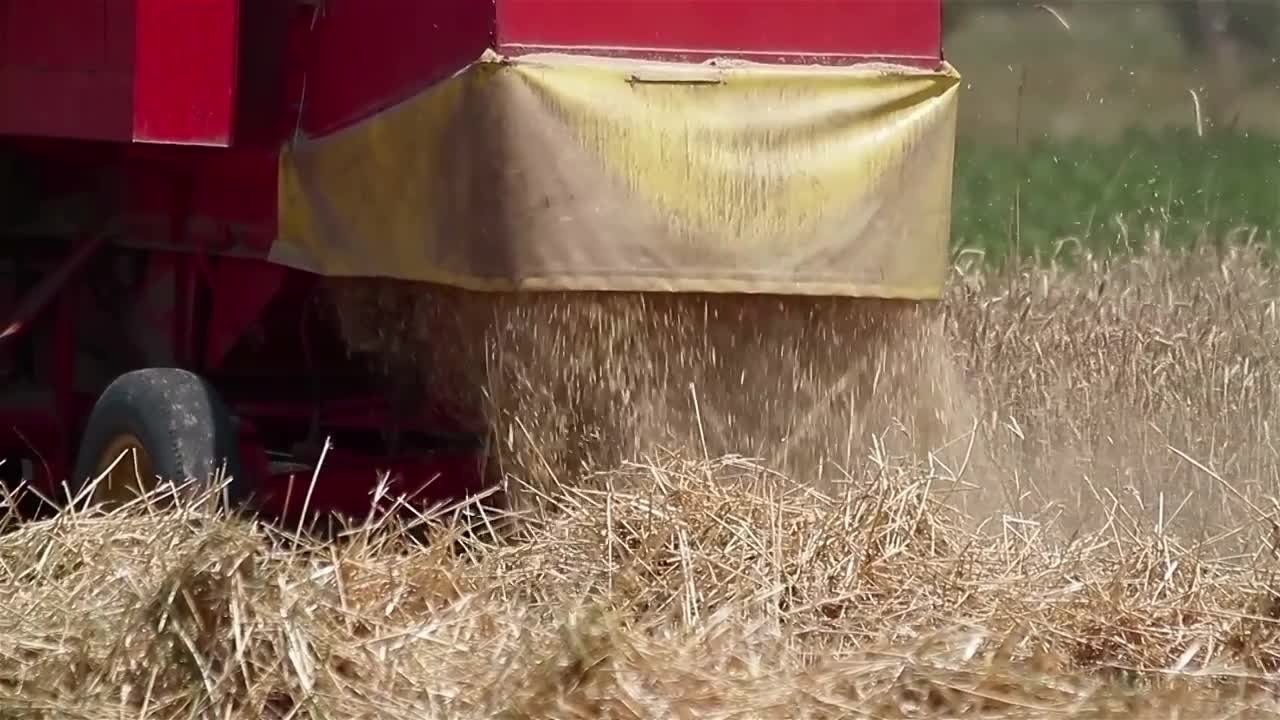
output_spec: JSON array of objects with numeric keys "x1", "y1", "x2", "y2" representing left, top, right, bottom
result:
[{"x1": 69, "y1": 368, "x2": 251, "y2": 509}]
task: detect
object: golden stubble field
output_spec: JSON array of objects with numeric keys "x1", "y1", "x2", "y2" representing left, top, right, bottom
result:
[{"x1": 1, "y1": 239, "x2": 1279, "y2": 718}]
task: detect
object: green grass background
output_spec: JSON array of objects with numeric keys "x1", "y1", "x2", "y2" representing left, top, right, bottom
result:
[
  {"x1": 945, "y1": 3, "x2": 1280, "y2": 261},
  {"x1": 952, "y1": 129, "x2": 1280, "y2": 260}
]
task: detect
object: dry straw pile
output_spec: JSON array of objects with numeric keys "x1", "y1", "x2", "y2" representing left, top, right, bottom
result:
[{"x1": 2, "y1": 237, "x2": 1280, "y2": 717}]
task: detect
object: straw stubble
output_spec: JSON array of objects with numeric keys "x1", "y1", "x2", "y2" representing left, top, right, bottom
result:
[{"x1": 3, "y1": 240, "x2": 1280, "y2": 716}]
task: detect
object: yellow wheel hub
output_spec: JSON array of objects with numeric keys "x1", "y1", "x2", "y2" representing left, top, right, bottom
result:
[{"x1": 91, "y1": 433, "x2": 157, "y2": 504}]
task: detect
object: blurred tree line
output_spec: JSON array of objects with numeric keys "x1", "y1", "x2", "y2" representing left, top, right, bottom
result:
[
  {"x1": 944, "y1": 1, "x2": 1278, "y2": 59},
  {"x1": 943, "y1": 0, "x2": 1279, "y2": 126}
]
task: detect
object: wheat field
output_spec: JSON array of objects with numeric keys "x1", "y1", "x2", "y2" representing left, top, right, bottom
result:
[{"x1": 1, "y1": 238, "x2": 1279, "y2": 718}]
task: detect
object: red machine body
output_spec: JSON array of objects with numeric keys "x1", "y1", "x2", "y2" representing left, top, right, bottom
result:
[{"x1": 0, "y1": 0, "x2": 944, "y2": 521}]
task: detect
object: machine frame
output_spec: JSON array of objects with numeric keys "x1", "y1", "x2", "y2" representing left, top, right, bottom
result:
[{"x1": 0, "y1": 0, "x2": 947, "y2": 520}]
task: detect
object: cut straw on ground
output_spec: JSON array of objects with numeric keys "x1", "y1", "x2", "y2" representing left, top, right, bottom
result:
[
  {"x1": 2, "y1": 237, "x2": 1280, "y2": 716},
  {"x1": 0, "y1": 449, "x2": 1276, "y2": 718}
]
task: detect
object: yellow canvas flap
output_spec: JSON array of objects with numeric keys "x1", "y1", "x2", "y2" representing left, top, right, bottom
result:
[{"x1": 276, "y1": 51, "x2": 960, "y2": 298}]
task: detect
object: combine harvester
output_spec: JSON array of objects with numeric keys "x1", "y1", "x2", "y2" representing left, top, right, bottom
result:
[{"x1": 0, "y1": 0, "x2": 961, "y2": 522}]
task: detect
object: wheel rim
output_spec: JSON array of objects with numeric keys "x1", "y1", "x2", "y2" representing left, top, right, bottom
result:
[{"x1": 91, "y1": 433, "x2": 157, "y2": 504}]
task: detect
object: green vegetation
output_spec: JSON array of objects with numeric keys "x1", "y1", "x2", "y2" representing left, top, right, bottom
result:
[
  {"x1": 951, "y1": 128, "x2": 1280, "y2": 262},
  {"x1": 941, "y1": 2, "x2": 1280, "y2": 265}
]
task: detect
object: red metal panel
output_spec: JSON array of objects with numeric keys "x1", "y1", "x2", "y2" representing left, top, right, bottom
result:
[
  {"x1": 0, "y1": 0, "x2": 134, "y2": 140},
  {"x1": 204, "y1": 257, "x2": 286, "y2": 370},
  {"x1": 6, "y1": 0, "x2": 109, "y2": 71},
  {"x1": 496, "y1": 0, "x2": 942, "y2": 63},
  {"x1": 132, "y1": 0, "x2": 241, "y2": 145},
  {"x1": 111, "y1": 145, "x2": 281, "y2": 254},
  {"x1": 285, "y1": 0, "x2": 493, "y2": 137},
  {"x1": 3, "y1": 0, "x2": 937, "y2": 144},
  {"x1": 0, "y1": 0, "x2": 241, "y2": 144}
]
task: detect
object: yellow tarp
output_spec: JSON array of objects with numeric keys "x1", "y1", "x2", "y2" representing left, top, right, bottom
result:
[{"x1": 275, "y1": 51, "x2": 960, "y2": 298}]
